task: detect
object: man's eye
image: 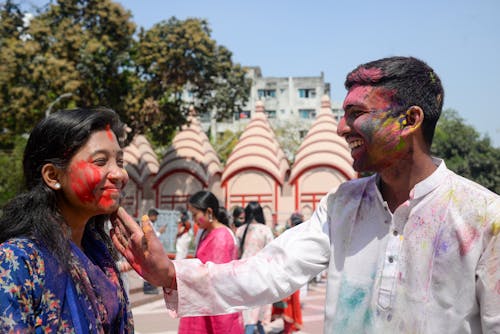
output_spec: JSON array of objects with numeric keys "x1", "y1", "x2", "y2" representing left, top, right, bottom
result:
[{"x1": 117, "y1": 159, "x2": 124, "y2": 168}]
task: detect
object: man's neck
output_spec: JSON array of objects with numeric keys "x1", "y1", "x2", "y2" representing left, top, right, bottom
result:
[{"x1": 378, "y1": 154, "x2": 437, "y2": 212}]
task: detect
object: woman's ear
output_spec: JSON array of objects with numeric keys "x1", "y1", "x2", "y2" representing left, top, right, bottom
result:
[
  {"x1": 206, "y1": 208, "x2": 214, "y2": 221},
  {"x1": 41, "y1": 163, "x2": 62, "y2": 190}
]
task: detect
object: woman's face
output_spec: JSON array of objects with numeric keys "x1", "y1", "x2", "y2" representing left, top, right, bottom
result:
[
  {"x1": 59, "y1": 129, "x2": 128, "y2": 217},
  {"x1": 188, "y1": 204, "x2": 212, "y2": 230}
]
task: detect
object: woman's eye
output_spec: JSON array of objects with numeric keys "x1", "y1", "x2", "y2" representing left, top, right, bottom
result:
[
  {"x1": 94, "y1": 158, "x2": 107, "y2": 166},
  {"x1": 117, "y1": 159, "x2": 124, "y2": 168}
]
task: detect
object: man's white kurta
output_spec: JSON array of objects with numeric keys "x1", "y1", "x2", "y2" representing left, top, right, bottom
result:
[{"x1": 164, "y1": 159, "x2": 500, "y2": 333}]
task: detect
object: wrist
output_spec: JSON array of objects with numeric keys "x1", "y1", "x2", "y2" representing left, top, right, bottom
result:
[{"x1": 163, "y1": 260, "x2": 177, "y2": 290}]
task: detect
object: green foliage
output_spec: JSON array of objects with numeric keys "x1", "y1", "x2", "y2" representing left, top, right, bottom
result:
[
  {"x1": 431, "y1": 109, "x2": 500, "y2": 193},
  {"x1": 130, "y1": 17, "x2": 250, "y2": 145},
  {"x1": 274, "y1": 120, "x2": 309, "y2": 163},
  {"x1": 0, "y1": 2, "x2": 249, "y2": 150},
  {"x1": 0, "y1": 0, "x2": 136, "y2": 148},
  {"x1": 0, "y1": 136, "x2": 26, "y2": 207},
  {"x1": 213, "y1": 130, "x2": 241, "y2": 164}
]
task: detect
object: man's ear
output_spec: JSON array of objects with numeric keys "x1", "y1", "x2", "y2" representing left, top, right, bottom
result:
[
  {"x1": 401, "y1": 106, "x2": 424, "y2": 135},
  {"x1": 41, "y1": 163, "x2": 62, "y2": 190}
]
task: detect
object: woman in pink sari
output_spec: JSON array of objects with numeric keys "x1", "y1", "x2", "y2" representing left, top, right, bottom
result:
[{"x1": 179, "y1": 190, "x2": 244, "y2": 334}]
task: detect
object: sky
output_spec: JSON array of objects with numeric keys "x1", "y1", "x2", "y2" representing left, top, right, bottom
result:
[{"x1": 25, "y1": 0, "x2": 500, "y2": 147}]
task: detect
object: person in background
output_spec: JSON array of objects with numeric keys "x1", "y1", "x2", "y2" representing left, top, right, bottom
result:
[
  {"x1": 175, "y1": 210, "x2": 192, "y2": 260},
  {"x1": 112, "y1": 56, "x2": 500, "y2": 333},
  {"x1": 143, "y1": 208, "x2": 163, "y2": 294},
  {"x1": 271, "y1": 213, "x2": 304, "y2": 334},
  {"x1": 179, "y1": 190, "x2": 244, "y2": 334},
  {"x1": 236, "y1": 201, "x2": 275, "y2": 334},
  {"x1": 0, "y1": 107, "x2": 133, "y2": 332},
  {"x1": 230, "y1": 206, "x2": 245, "y2": 235}
]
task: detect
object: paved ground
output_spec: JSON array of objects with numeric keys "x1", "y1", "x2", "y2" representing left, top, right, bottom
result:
[{"x1": 129, "y1": 271, "x2": 326, "y2": 334}]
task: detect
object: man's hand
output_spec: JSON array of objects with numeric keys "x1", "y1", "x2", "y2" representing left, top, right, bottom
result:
[{"x1": 110, "y1": 207, "x2": 176, "y2": 289}]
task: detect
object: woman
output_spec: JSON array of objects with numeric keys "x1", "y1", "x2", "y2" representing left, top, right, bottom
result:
[
  {"x1": 230, "y1": 205, "x2": 245, "y2": 235},
  {"x1": 175, "y1": 210, "x2": 192, "y2": 260},
  {"x1": 236, "y1": 201, "x2": 274, "y2": 334},
  {"x1": 0, "y1": 108, "x2": 133, "y2": 333},
  {"x1": 179, "y1": 190, "x2": 244, "y2": 334},
  {"x1": 271, "y1": 212, "x2": 305, "y2": 334}
]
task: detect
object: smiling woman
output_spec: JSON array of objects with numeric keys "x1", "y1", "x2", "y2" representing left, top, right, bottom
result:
[{"x1": 0, "y1": 108, "x2": 133, "y2": 333}]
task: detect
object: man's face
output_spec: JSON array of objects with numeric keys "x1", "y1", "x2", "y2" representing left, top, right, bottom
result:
[
  {"x1": 338, "y1": 85, "x2": 408, "y2": 172},
  {"x1": 149, "y1": 214, "x2": 158, "y2": 223}
]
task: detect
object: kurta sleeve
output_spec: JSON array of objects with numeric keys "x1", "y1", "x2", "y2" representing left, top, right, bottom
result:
[
  {"x1": 476, "y1": 196, "x2": 500, "y2": 332},
  {"x1": 164, "y1": 194, "x2": 332, "y2": 317}
]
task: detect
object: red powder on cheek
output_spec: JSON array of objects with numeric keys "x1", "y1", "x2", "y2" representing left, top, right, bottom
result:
[
  {"x1": 198, "y1": 216, "x2": 207, "y2": 225},
  {"x1": 69, "y1": 161, "x2": 102, "y2": 203}
]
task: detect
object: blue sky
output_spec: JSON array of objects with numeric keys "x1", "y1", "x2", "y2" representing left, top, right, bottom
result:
[{"x1": 26, "y1": 0, "x2": 500, "y2": 147}]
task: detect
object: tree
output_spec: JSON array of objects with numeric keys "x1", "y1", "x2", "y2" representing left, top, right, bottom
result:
[
  {"x1": 130, "y1": 17, "x2": 250, "y2": 146},
  {"x1": 0, "y1": 0, "x2": 136, "y2": 148},
  {"x1": 431, "y1": 109, "x2": 500, "y2": 193},
  {"x1": 212, "y1": 129, "x2": 241, "y2": 164},
  {"x1": 0, "y1": 135, "x2": 26, "y2": 207},
  {"x1": 274, "y1": 120, "x2": 309, "y2": 164}
]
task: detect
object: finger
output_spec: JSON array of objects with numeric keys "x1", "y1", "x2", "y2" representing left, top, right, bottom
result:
[
  {"x1": 112, "y1": 225, "x2": 129, "y2": 249},
  {"x1": 111, "y1": 229, "x2": 126, "y2": 254},
  {"x1": 115, "y1": 207, "x2": 142, "y2": 236},
  {"x1": 141, "y1": 215, "x2": 155, "y2": 237}
]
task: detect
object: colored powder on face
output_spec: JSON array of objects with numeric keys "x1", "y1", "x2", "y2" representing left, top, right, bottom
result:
[
  {"x1": 70, "y1": 160, "x2": 102, "y2": 203},
  {"x1": 105, "y1": 124, "x2": 114, "y2": 141},
  {"x1": 98, "y1": 190, "x2": 116, "y2": 209}
]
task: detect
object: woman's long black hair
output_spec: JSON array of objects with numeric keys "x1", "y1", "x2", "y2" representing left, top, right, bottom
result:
[
  {"x1": 239, "y1": 201, "x2": 265, "y2": 257},
  {"x1": 0, "y1": 107, "x2": 125, "y2": 268}
]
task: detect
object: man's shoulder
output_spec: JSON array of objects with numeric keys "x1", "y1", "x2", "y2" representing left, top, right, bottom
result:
[
  {"x1": 329, "y1": 175, "x2": 375, "y2": 196},
  {"x1": 447, "y1": 171, "x2": 498, "y2": 200}
]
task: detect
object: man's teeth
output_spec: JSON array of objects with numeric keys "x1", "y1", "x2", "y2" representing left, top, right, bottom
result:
[{"x1": 349, "y1": 139, "x2": 364, "y2": 149}]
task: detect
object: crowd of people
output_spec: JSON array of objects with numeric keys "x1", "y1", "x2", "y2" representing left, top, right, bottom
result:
[{"x1": 1, "y1": 56, "x2": 498, "y2": 334}]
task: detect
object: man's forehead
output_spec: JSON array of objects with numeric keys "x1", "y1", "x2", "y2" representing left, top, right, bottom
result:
[{"x1": 343, "y1": 85, "x2": 396, "y2": 110}]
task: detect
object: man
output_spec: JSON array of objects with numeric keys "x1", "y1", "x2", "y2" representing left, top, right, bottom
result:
[{"x1": 112, "y1": 57, "x2": 500, "y2": 333}]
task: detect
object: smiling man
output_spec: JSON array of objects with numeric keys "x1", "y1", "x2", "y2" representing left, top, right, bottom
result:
[{"x1": 112, "y1": 56, "x2": 500, "y2": 334}]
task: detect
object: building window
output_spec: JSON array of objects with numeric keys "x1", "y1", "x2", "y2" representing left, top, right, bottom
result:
[
  {"x1": 265, "y1": 110, "x2": 276, "y2": 119},
  {"x1": 298, "y1": 88, "x2": 316, "y2": 98},
  {"x1": 299, "y1": 109, "x2": 316, "y2": 119},
  {"x1": 258, "y1": 89, "x2": 276, "y2": 99},
  {"x1": 235, "y1": 110, "x2": 251, "y2": 120}
]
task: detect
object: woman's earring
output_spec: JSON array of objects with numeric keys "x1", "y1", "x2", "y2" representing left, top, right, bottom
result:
[
  {"x1": 209, "y1": 215, "x2": 213, "y2": 222},
  {"x1": 54, "y1": 182, "x2": 61, "y2": 190}
]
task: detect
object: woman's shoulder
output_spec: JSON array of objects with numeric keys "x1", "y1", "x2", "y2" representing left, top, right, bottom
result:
[
  {"x1": 0, "y1": 238, "x2": 42, "y2": 257},
  {"x1": 0, "y1": 238, "x2": 46, "y2": 280}
]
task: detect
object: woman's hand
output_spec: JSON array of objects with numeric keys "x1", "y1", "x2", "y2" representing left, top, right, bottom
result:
[{"x1": 110, "y1": 207, "x2": 176, "y2": 289}]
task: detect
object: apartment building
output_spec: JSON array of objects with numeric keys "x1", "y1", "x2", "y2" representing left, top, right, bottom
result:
[{"x1": 198, "y1": 67, "x2": 343, "y2": 135}]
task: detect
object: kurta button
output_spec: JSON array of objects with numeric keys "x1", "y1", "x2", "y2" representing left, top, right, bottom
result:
[
  {"x1": 393, "y1": 230, "x2": 398, "y2": 236},
  {"x1": 388, "y1": 256, "x2": 394, "y2": 263}
]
